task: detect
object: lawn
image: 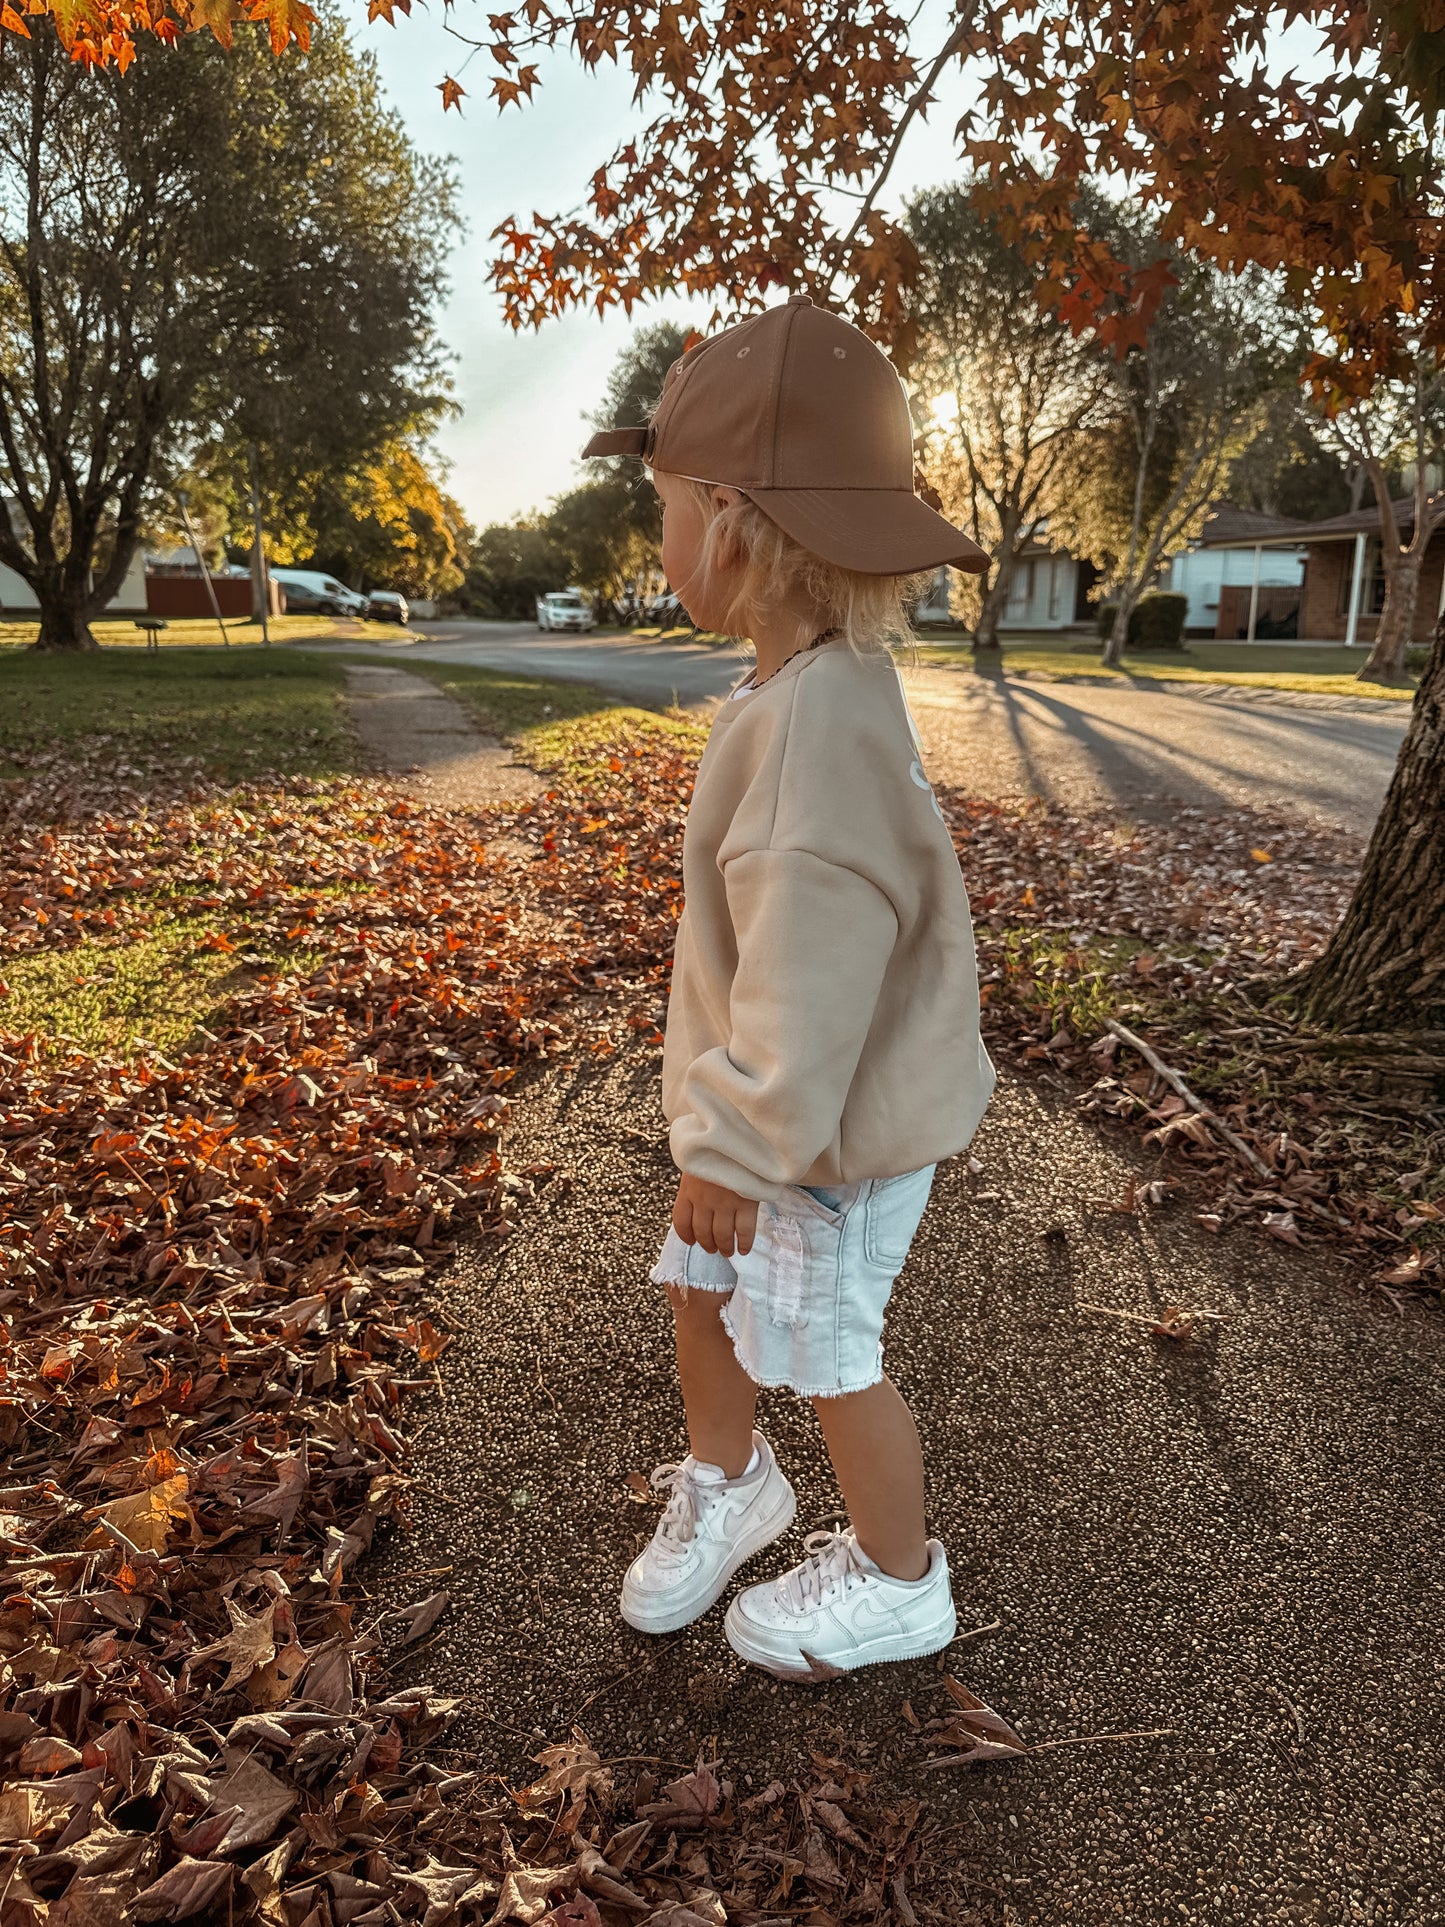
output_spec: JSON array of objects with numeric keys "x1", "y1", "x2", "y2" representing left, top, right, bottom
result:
[
  {"x1": 0, "y1": 645, "x2": 358, "y2": 784},
  {"x1": 0, "y1": 613, "x2": 407, "y2": 652},
  {"x1": 368, "y1": 653, "x2": 711, "y2": 770},
  {"x1": 0, "y1": 649, "x2": 360, "y2": 1051},
  {"x1": 915, "y1": 633, "x2": 1420, "y2": 700},
  {"x1": 0, "y1": 648, "x2": 699, "y2": 1055}
]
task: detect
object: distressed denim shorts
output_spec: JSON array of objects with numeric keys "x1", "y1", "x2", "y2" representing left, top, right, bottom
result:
[{"x1": 648, "y1": 1167, "x2": 935, "y2": 1398}]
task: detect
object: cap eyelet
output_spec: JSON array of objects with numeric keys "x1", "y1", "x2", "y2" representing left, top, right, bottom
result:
[
  {"x1": 736, "y1": 346, "x2": 750, "y2": 358},
  {"x1": 834, "y1": 347, "x2": 847, "y2": 359}
]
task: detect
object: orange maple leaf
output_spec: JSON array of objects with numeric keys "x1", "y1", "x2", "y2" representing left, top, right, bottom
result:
[
  {"x1": 241, "y1": 0, "x2": 313, "y2": 55},
  {"x1": 185, "y1": 0, "x2": 236, "y2": 48},
  {"x1": 439, "y1": 74, "x2": 465, "y2": 111}
]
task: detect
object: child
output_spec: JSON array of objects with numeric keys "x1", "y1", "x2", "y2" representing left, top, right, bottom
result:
[{"x1": 582, "y1": 295, "x2": 996, "y2": 1679}]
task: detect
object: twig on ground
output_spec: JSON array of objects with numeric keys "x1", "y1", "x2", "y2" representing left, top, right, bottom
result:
[
  {"x1": 1106, "y1": 1019, "x2": 1353, "y2": 1230},
  {"x1": 928, "y1": 1725, "x2": 1178, "y2": 1767},
  {"x1": 1264, "y1": 1680, "x2": 1307, "y2": 1744},
  {"x1": 946, "y1": 1618, "x2": 1004, "y2": 1649},
  {"x1": 1077, "y1": 1302, "x2": 1223, "y2": 1327},
  {"x1": 1025, "y1": 1727, "x2": 1177, "y2": 1755},
  {"x1": 1107, "y1": 1018, "x2": 1277, "y2": 1182}
]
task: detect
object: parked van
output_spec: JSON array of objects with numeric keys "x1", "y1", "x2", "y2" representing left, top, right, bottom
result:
[{"x1": 271, "y1": 569, "x2": 368, "y2": 617}]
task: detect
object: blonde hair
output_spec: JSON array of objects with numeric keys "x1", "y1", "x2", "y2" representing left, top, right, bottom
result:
[{"x1": 669, "y1": 476, "x2": 929, "y2": 659}]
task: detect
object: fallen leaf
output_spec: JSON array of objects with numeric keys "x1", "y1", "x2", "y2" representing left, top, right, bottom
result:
[
  {"x1": 191, "y1": 1600, "x2": 277, "y2": 1688},
  {"x1": 131, "y1": 1856, "x2": 233, "y2": 1920},
  {"x1": 88, "y1": 1473, "x2": 191, "y2": 1554},
  {"x1": 202, "y1": 1752, "x2": 297, "y2": 1852}
]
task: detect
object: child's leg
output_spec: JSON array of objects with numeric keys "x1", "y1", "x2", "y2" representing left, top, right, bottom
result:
[
  {"x1": 668, "y1": 1284, "x2": 759, "y2": 1477},
  {"x1": 811, "y1": 1376, "x2": 929, "y2": 1582}
]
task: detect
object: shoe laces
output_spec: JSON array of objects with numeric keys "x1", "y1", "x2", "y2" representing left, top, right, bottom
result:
[
  {"x1": 647, "y1": 1460, "x2": 708, "y2": 1559},
  {"x1": 782, "y1": 1530, "x2": 868, "y2": 1612}
]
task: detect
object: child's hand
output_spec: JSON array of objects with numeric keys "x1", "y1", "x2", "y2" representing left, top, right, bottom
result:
[{"x1": 673, "y1": 1174, "x2": 759, "y2": 1258}]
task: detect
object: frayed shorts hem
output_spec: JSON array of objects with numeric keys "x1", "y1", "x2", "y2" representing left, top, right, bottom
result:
[
  {"x1": 647, "y1": 1260, "x2": 734, "y2": 1297},
  {"x1": 720, "y1": 1299, "x2": 884, "y2": 1399}
]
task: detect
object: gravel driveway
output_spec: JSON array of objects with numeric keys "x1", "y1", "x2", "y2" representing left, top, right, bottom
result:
[{"x1": 373, "y1": 1040, "x2": 1445, "y2": 1926}]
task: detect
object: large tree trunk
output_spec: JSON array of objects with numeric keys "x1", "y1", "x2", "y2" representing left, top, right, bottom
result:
[
  {"x1": 1358, "y1": 543, "x2": 1423, "y2": 683},
  {"x1": 31, "y1": 573, "x2": 99, "y2": 652},
  {"x1": 1296, "y1": 624, "x2": 1445, "y2": 1030}
]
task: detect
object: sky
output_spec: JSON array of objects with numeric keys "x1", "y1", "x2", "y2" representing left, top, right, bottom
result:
[{"x1": 366, "y1": 3, "x2": 972, "y2": 529}]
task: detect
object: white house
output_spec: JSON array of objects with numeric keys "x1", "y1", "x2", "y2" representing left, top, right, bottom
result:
[{"x1": 920, "y1": 506, "x2": 1309, "y2": 636}]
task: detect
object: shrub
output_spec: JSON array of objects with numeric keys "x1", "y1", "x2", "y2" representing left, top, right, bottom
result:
[
  {"x1": 1094, "y1": 594, "x2": 1188, "y2": 650},
  {"x1": 1404, "y1": 643, "x2": 1433, "y2": 676},
  {"x1": 1130, "y1": 592, "x2": 1189, "y2": 650}
]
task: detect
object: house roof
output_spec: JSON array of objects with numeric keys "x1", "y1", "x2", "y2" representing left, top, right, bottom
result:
[
  {"x1": 1193, "y1": 498, "x2": 1435, "y2": 548},
  {"x1": 1193, "y1": 503, "x2": 1310, "y2": 547},
  {"x1": 1015, "y1": 502, "x2": 1308, "y2": 562}
]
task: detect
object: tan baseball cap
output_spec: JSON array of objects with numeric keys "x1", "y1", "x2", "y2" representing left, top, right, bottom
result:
[{"x1": 582, "y1": 295, "x2": 990, "y2": 576}]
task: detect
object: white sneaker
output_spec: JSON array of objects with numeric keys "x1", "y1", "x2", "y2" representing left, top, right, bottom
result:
[
  {"x1": 724, "y1": 1528, "x2": 956, "y2": 1679},
  {"x1": 620, "y1": 1432, "x2": 796, "y2": 1635}
]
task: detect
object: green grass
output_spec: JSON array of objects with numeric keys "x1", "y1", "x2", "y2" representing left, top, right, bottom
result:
[
  {"x1": 0, "y1": 615, "x2": 410, "y2": 653},
  {"x1": 617, "y1": 624, "x2": 731, "y2": 645},
  {"x1": 916, "y1": 635, "x2": 1419, "y2": 700},
  {"x1": 378, "y1": 658, "x2": 710, "y2": 771},
  {"x1": 0, "y1": 649, "x2": 372, "y2": 1052},
  {"x1": 0, "y1": 647, "x2": 360, "y2": 783},
  {"x1": 0, "y1": 920, "x2": 249, "y2": 1057},
  {"x1": 988, "y1": 927, "x2": 1154, "y2": 1037}
]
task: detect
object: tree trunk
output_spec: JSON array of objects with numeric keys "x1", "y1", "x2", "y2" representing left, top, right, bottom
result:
[
  {"x1": 31, "y1": 575, "x2": 99, "y2": 652},
  {"x1": 1296, "y1": 623, "x2": 1445, "y2": 1030},
  {"x1": 1100, "y1": 586, "x2": 1141, "y2": 667},
  {"x1": 1358, "y1": 545, "x2": 1422, "y2": 683},
  {"x1": 973, "y1": 563, "x2": 1011, "y2": 652},
  {"x1": 974, "y1": 511, "x2": 1022, "y2": 652}
]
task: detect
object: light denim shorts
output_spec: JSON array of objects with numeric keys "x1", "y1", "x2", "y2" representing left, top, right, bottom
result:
[{"x1": 649, "y1": 1167, "x2": 935, "y2": 1398}]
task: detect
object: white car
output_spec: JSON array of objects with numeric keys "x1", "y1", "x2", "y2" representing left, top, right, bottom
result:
[
  {"x1": 536, "y1": 590, "x2": 594, "y2": 632},
  {"x1": 272, "y1": 568, "x2": 369, "y2": 618}
]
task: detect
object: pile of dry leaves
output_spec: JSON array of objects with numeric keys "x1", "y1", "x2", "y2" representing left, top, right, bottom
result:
[
  {"x1": 941, "y1": 796, "x2": 1442, "y2": 1292},
  {"x1": 0, "y1": 757, "x2": 674, "y2": 1927}
]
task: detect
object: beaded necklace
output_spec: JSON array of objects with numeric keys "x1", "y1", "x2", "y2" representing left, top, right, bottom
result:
[{"x1": 746, "y1": 627, "x2": 841, "y2": 692}]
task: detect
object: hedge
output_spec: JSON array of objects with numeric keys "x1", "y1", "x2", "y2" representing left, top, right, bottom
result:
[{"x1": 1094, "y1": 592, "x2": 1189, "y2": 651}]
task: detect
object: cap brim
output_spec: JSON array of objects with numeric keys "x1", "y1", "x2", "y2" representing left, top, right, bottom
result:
[
  {"x1": 746, "y1": 486, "x2": 990, "y2": 575},
  {"x1": 582, "y1": 426, "x2": 649, "y2": 458}
]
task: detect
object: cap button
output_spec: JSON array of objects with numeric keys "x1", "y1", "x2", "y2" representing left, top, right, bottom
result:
[{"x1": 787, "y1": 293, "x2": 813, "y2": 307}]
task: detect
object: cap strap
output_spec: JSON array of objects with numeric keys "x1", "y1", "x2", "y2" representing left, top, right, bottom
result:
[{"x1": 582, "y1": 426, "x2": 649, "y2": 458}]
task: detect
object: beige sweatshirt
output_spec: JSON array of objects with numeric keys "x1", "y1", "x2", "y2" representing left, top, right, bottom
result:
[{"x1": 662, "y1": 637, "x2": 996, "y2": 1201}]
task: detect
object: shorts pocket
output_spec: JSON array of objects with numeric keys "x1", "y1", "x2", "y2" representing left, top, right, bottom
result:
[{"x1": 863, "y1": 1170, "x2": 931, "y2": 1270}]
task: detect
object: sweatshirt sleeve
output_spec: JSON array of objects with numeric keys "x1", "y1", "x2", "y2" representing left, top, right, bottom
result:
[{"x1": 668, "y1": 846, "x2": 898, "y2": 1200}]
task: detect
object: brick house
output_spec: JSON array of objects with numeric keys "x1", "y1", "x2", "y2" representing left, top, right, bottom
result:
[{"x1": 1196, "y1": 499, "x2": 1444, "y2": 645}]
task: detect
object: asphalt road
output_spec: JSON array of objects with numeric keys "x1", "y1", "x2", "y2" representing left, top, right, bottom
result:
[{"x1": 341, "y1": 620, "x2": 1409, "y2": 835}]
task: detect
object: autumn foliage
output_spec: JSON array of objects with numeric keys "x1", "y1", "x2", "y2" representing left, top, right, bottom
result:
[{"x1": 5, "y1": 0, "x2": 1436, "y2": 391}]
